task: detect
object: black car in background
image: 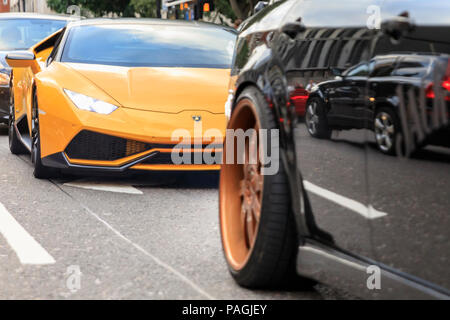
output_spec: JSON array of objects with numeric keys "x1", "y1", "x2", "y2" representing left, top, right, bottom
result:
[
  {"x1": 306, "y1": 53, "x2": 450, "y2": 154},
  {"x1": 220, "y1": 0, "x2": 450, "y2": 299},
  {"x1": 0, "y1": 13, "x2": 73, "y2": 123}
]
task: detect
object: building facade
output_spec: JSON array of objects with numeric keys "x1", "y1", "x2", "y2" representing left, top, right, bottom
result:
[{"x1": 10, "y1": 0, "x2": 54, "y2": 14}]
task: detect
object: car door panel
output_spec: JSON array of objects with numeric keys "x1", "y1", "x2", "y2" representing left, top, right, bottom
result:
[
  {"x1": 281, "y1": 0, "x2": 381, "y2": 259},
  {"x1": 367, "y1": 0, "x2": 450, "y2": 292}
]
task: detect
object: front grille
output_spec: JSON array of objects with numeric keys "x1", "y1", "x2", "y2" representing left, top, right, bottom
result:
[
  {"x1": 65, "y1": 130, "x2": 152, "y2": 161},
  {"x1": 143, "y1": 151, "x2": 222, "y2": 165},
  {"x1": 65, "y1": 130, "x2": 223, "y2": 163}
]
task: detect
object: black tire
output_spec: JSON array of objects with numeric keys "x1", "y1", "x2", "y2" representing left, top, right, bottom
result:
[
  {"x1": 305, "y1": 97, "x2": 332, "y2": 139},
  {"x1": 373, "y1": 107, "x2": 400, "y2": 156},
  {"x1": 8, "y1": 89, "x2": 28, "y2": 155},
  {"x1": 31, "y1": 89, "x2": 59, "y2": 179},
  {"x1": 220, "y1": 86, "x2": 308, "y2": 289}
]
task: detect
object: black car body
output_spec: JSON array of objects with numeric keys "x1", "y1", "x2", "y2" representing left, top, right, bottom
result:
[
  {"x1": 307, "y1": 53, "x2": 450, "y2": 154},
  {"x1": 220, "y1": 0, "x2": 450, "y2": 299},
  {"x1": 0, "y1": 13, "x2": 74, "y2": 123}
]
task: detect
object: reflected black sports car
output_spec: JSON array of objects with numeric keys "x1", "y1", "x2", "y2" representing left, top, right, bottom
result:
[
  {"x1": 0, "y1": 13, "x2": 73, "y2": 123},
  {"x1": 306, "y1": 54, "x2": 450, "y2": 154},
  {"x1": 220, "y1": 0, "x2": 450, "y2": 299}
]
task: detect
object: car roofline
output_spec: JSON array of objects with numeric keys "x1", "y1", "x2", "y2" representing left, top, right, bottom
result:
[
  {"x1": 66, "y1": 18, "x2": 237, "y2": 33},
  {"x1": 0, "y1": 12, "x2": 76, "y2": 21}
]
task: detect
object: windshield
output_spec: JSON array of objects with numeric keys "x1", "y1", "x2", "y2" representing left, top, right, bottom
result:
[
  {"x1": 0, "y1": 18, "x2": 67, "y2": 51},
  {"x1": 61, "y1": 24, "x2": 237, "y2": 69}
]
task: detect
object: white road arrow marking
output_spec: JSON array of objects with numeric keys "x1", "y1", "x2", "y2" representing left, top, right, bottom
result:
[
  {"x1": 0, "y1": 203, "x2": 55, "y2": 265},
  {"x1": 63, "y1": 180, "x2": 143, "y2": 195},
  {"x1": 303, "y1": 180, "x2": 387, "y2": 219}
]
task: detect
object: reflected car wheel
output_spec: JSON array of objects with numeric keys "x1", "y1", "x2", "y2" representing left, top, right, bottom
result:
[
  {"x1": 305, "y1": 98, "x2": 331, "y2": 139},
  {"x1": 220, "y1": 86, "x2": 301, "y2": 288},
  {"x1": 8, "y1": 88, "x2": 27, "y2": 155},
  {"x1": 374, "y1": 107, "x2": 399, "y2": 155}
]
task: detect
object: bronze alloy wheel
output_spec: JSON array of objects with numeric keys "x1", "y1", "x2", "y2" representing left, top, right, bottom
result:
[
  {"x1": 219, "y1": 86, "x2": 310, "y2": 289},
  {"x1": 220, "y1": 96, "x2": 263, "y2": 271},
  {"x1": 219, "y1": 87, "x2": 308, "y2": 288}
]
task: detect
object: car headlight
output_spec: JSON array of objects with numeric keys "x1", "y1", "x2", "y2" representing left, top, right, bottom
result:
[
  {"x1": 0, "y1": 72, "x2": 10, "y2": 86},
  {"x1": 64, "y1": 89, "x2": 118, "y2": 115}
]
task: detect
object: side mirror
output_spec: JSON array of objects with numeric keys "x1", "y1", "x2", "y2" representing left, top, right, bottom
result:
[
  {"x1": 381, "y1": 15, "x2": 415, "y2": 41},
  {"x1": 6, "y1": 51, "x2": 40, "y2": 73},
  {"x1": 330, "y1": 67, "x2": 342, "y2": 76},
  {"x1": 281, "y1": 21, "x2": 306, "y2": 39},
  {"x1": 254, "y1": 1, "x2": 268, "y2": 15}
]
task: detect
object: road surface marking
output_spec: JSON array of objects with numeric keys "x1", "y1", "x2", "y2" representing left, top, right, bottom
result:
[
  {"x1": 64, "y1": 180, "x2": 143, "y2": 195},
  {"x1": 0, "y1": 202, "x2": 55, "y2": 265},
  {"x1": 80, "y1": 204, "x2": 215, "y2": 299},
  {"x1": 52, "y1": 182, "x2": 215, "y2": 300},
  {"x1": 303, "y1": 180, "x2": 387, "y2": 219}
]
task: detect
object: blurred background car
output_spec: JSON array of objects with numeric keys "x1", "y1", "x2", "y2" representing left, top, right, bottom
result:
[{"x1": 0, "y1": 13, "x2": 74, "y2": 124}]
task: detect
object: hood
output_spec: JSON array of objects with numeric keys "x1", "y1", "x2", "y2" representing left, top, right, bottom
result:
[{"x1": 66, "y1": 63, "x2": 230, "y2": 114}]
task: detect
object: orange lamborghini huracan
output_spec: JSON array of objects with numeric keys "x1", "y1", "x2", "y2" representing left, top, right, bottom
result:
[{"x1": 6, "y1": 19, "x2": 236, "y2": 178}]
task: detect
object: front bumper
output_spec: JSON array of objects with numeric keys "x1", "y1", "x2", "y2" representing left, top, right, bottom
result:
[{"x1": 39, "y1": 102, "x2": 225, "y2": 172}]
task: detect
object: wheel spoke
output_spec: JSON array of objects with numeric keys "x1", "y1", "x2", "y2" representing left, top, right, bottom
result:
[
  {"x1": 241, "y1": 206, "x2": 248, "y2": 240},
  {"x1": 239, "y1": 179, "x2": 247, "y2": 198},
  {"x1": 251, "y1": 174, "x2": 263, "y2": 193},
  {"x1": 375, "y1": 118, "x2": 384, "y2": 130},
  {"x1": 386, "y1": 125, "x2": 394, "y2": 134},
  {"x1": 245, "y1": 210, "x2": 255, "y2": 247},
  {"x1": 251, "y1": 197, "x2": 261, "y2": 222},
  {"x1": 248, "y1": 129, "x2": 258, "y2": 165},
  {"x1": 385, "y1": 135, "x2": 392, "y2": 149},
  {"x1": 376, "y1": 133, "x2": 384, "y2": 144},
  {"x1": 308, "y1": 105, "x2": 314, "y2": 117}
]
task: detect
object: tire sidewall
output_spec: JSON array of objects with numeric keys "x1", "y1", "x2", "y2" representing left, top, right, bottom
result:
[{"x1": 221, "y1": 87, "x2": 294, "y2": 286}]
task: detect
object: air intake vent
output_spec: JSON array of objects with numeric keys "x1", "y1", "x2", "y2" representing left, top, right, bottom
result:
[{"x1": 65, "y1": 130, "x2": 151, "y2": 161}]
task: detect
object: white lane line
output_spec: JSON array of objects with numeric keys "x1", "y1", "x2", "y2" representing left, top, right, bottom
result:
[
  {"x1": 54, "y1": 179, "x2": 215, "y2": 300},
  {"x1": 63, "y1": 180, "x2": 143, "y2": 195},
  {"x1": 303, "y1": 180, "x2": 387, "y2": 219},
  {"x1": 0, "y1": 203, "x2": 55, "y2": 265},
  {"x1": 77, "y1": 203, "x2": 215, "y2": 300}
]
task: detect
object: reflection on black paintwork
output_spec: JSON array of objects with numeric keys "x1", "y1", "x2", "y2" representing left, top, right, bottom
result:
[
  {"x1": 227, "y1": 0, "x2": 450, "y2": 297},
  {"x1": 305, "y1": 53, "x2": 450, "y2": 156}
]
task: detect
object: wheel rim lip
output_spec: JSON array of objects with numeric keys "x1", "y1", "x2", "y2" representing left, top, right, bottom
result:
[
  {"x1": 8, "y1": 94, "x2": 14, "y2": 145},
  {"x1": 31, "y1": 93, "x2": 39, "y2": 163},
  {"x1": 219, "y1": 98, "x2": 264, "y2": 271},
  {"x1": 374, "y1": 112, "x2": 394, "y2": 152}
]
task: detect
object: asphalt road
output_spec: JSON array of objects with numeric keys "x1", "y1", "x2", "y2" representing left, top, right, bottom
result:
[{"x1": 0, "y1": 125, "x2": 348, "y2": 300}]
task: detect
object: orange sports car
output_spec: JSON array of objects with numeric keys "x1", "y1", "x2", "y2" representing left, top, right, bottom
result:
[{"x1": 6, "y1": 19, "x2": 236, "y2": 178}]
